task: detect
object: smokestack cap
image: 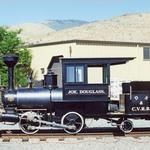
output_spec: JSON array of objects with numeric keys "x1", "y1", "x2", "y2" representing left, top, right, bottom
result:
[{"x1": 3, "y1": 54, "x2": 19, "y2": 67}]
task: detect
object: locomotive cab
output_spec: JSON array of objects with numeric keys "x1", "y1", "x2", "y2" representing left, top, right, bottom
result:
[{"x1": 48, "y1": 56, "x2": 134, "y2": 116}]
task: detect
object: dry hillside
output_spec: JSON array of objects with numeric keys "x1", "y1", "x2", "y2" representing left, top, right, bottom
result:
[
  {"x1": 10, "y1": 23, "x2": 55, "y2": 44},
  {"x1": 10, "y1": 13, "x2": 150, "y2": 44},
  {"x1": 43, "y1": 13, "x2": 150, "y2": 44}
]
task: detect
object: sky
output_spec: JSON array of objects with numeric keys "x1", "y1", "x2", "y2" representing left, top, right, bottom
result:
[{"x1": 0, "y1": 0, "x2": 150, "y2": 25}]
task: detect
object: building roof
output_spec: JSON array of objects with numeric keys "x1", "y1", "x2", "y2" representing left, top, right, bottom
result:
[{"x1": 28, "y1": 39, "x2": 150, "y2": 48}]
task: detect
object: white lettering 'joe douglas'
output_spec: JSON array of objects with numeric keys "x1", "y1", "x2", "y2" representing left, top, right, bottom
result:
[{"x1": 67, "y1": 89, "x2": 106, "y2": 95}]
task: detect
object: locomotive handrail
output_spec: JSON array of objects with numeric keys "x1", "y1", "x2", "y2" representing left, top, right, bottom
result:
[{"x1": 130, "y1": 86, "x2": 132, "y2": 100}]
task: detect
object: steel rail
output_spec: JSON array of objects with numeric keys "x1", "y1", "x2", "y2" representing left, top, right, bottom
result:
[{"x1": 0, "y1": 127, "x2": 150, "y2": 141}]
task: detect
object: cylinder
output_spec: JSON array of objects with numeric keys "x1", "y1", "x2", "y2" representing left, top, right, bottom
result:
[{"x1": 0, "y1": 113, "x2": 19, "y2": 122}]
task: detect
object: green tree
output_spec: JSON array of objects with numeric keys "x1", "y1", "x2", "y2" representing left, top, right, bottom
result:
[{"x1": 0, "y1": 27, "x2": 32, "y2": 87}]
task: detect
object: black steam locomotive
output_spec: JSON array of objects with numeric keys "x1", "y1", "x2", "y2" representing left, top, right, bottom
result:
[{"x1": 1, "y1": 54, "x2": 150, "y2": 134}]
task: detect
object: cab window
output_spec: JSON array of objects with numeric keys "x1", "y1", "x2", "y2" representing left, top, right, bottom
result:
[{"x1": 66, "y1": 66, "x2": 84, "y2": 83}]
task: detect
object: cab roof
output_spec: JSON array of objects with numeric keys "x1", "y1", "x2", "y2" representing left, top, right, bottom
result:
[{"x1": 48, "y1": 55, "x2": 135, "y2": 69}]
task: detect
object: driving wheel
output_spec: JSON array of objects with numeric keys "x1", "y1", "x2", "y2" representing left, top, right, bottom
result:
[
  {"x1": 61, "y1": 112, "x2": 84, "y2": 134},
  {"x1": 19, "y1": 112, "x2": 41, "y2": 134}
]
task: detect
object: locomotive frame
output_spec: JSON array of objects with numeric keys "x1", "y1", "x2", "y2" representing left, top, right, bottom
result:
[{"x1": 0, "y1": 54, "x2": 150, "y2": 135}]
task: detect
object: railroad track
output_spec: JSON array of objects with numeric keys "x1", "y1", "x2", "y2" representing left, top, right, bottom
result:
[{"x1": 0, "y1": 127, "x2": 150, "y2": 142}]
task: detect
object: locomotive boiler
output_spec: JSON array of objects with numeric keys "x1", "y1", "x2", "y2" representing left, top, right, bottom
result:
[{"x1": 1, "y1": 54, "x2": 150, "y2": 135}]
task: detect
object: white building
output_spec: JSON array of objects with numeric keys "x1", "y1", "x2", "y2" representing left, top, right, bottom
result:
[{"x1": 30, "y1": 39, "x2": 150, "y2": 83}]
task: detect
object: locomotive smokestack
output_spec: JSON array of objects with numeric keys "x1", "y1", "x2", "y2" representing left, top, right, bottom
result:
[{"x1": 3, "y1": 54, "x2": 18, "y2": 91}]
